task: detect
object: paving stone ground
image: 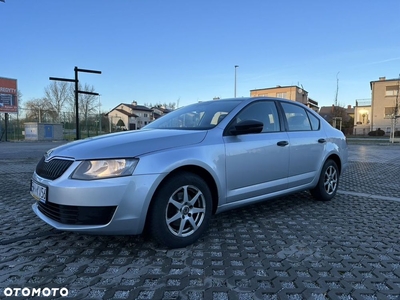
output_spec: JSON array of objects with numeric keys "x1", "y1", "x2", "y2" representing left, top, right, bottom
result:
[{"x1": 0, "y1": 141, "x2": 400, "y2": 300}]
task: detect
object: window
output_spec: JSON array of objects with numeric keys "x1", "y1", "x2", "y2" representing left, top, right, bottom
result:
[
  {"x1": 359, "y1": 112, "x2": 369, "y2": 124},
  {"x1": 281, "y1": 102, "x2": 312, "y2": 131},
  {"x1": 234, "y1": 101, "x2": 280, "y2": 132},
  {"x1": 211, "y1": 112, "x2": 228, "y2": 125},
  {"x1": 385, "y1": 107, "x2": 397, "y2": 118},
  {"x1": 276, "y1": 92, "x2": 287, "y2": 99},
  {"x1": 144, "y1": 113, "x2": 148, "y2": 117},
  {"x1": 145, "y1": 100, "x2": 240, "y2": 130},
  {"x1": 307, "y1": 111, "x2": 320, "y2": 131},
  {"x1": 386, "y1": 86, "x2": 399, "y2": 96}
]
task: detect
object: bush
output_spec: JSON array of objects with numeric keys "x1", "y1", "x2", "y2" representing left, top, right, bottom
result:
[
  {"x1": 368, "y1": 128, "x2": 385, "y2": 136},
  {"x1": 377, "y1": 129, "x2": 385, "y2": 136}
]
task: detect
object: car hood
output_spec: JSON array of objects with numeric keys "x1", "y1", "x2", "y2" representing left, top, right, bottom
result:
[{"x1": 47, "y1": 129, "x2": 207, "y2": 160}]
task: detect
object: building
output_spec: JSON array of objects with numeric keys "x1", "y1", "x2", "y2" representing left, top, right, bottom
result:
[
  {"x1": 250, "y1": 85, "x2": 319, "y2": 111},
  {"x1": 319, "y1": 104, "x2": 354, "y2": 135},
  {"x1": 151, "y1": 105, "x2": 172, "y2": 120},
  {"x1": 106, "y1": 101, "x2": 153, "y2": 131},
  {"x1": 353, "y1": 99, "x2": 372, "y2": 136},
  {"x1": 370, "y1": 77, "x2": 400, "y2": 135}
]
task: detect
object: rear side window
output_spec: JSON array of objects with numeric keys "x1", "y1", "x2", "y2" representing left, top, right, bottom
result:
[
  {"x1": 307, "y1": 111, "x2": 320, "y2": 131},
  {"x1": 281, "y1": 102, "x2": 312, "y2": 131}
]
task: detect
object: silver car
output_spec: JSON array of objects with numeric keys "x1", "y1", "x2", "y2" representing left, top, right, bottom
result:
[{"x1": 30, "y1": 97, "x2": 348, "y2": 248}]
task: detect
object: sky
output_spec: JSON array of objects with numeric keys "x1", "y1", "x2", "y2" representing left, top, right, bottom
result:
[{"x1": 1, "y1": 0, "x2": 400, "y2": 112}]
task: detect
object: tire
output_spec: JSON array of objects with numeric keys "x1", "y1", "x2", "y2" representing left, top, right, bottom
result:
[
  {"x1": 148, "y1": 172, "x2": 212, "y2": 248},
  {"x1": 310, "y1": 159, "x2": 339, "y2": 201}
]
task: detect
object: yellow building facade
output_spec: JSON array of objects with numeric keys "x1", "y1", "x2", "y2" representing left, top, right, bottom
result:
[
  {"x1": 370, "y1": 77, "x2": 400, "y2": 135},
  {"x1": 250, "y1": 85, "x2": 319, "y2": 111}
]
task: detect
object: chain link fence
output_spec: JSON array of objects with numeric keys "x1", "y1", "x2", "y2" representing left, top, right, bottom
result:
[{"x1": 1, "y1": 108, "x2": 110, "y2": 142}]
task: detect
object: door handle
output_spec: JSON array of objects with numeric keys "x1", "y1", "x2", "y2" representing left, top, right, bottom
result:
[
  {"x1": 318, "y1": 138, "x2": 326, "y2": 143},
  {"x1": 277, "y1": 141, "x2": 289, "y2": 147}
]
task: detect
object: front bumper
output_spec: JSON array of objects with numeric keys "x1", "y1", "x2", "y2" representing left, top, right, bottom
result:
[{"x1": 31, "y1": 171, "x2": 161, "y2": 235}]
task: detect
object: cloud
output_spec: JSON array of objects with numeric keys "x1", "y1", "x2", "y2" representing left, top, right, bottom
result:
[{"x1": 363, "y1": 57, "x2": 400, "y2": 66}]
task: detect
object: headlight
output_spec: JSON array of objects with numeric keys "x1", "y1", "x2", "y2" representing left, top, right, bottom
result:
[{"x1": 71, "y1": 159, "x2": 139, "y2": 180}]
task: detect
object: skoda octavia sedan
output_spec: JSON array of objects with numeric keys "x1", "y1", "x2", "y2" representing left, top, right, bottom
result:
[{"x1": 30, "y1": 97, "x2": 348, "y2": 248}]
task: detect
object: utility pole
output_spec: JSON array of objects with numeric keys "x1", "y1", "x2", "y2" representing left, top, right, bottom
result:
[
  {"x1": 98, "y1": 94, "x2": 101, "y2": 134},
  {"x1": 4, "y1": 113, "x2": 8, "y2": 141},
  {"x1": 390, "y1": 74, "x2": 400, "y2": 143},
  {"x1": 50, "y1": 66, "x2": 101, "y2": 140},
  {"x1": 234, "y1": 65, "x2": 239, "y2": 97},
  {"x1": 332, "y1": 72, "x2": 341, "y2": 130},
  {"x1": 334, "y1": 71, "x2": 340, "y2": 107},
  {"x1": 395, "y1": 73, "x2": 399, "y2": 119}
]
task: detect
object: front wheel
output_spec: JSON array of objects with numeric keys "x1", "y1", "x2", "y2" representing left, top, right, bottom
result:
[
  {"x1": 310, "y1": 159, "x2": 339, "y2": 201},
  {"x1": 148, "y1": 172, "x2": 212, "y2": 248}
]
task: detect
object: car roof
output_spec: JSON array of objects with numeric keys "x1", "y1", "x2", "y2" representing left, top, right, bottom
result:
[
  {"x1": 208, "y1": 97, "x2": 303, "y2": 105},
  {"x1": 210, "y1": 96, "x2": 294, "y2": 101}
]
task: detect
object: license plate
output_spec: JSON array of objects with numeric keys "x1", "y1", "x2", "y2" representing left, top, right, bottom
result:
[{"x1": 30, "y1": 180, "x2": 47, "y2": 203}]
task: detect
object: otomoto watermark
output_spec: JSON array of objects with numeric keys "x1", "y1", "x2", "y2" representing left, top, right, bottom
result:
[{"x1": 3, "y1": 287, "x2": 68, "y2": 297}]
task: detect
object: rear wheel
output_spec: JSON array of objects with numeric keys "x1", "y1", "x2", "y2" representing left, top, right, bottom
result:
[
  {"x1": 310, "y1": 159, "x2": 339, "y2": 201},
  {"x1": 148, "y1": 172, "x2": 212, "y2": 248}
]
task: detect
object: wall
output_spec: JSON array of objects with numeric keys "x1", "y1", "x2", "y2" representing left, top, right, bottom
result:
[
  {"x1": 250, "y1": 86, "x2": 312, "y2": 108},
  {"x1": 24, "y1": 123, "x2": 63, "y2": 141},
  {"x1": 371, "y1": 79, "x2": 400, "y2": 133}
]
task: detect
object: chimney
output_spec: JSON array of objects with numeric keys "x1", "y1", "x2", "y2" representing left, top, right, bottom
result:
[
  {"x1": 347, "y1": 105, "x2": 351, "y2": 109},
  {"x1": 379, "y1": 77, "x2": 386, "y2": 81},
  {"x1": 332, "y1": 104, "x2": 335, "y2": 113},
  {"x1": 132, "y1": 101, "x2": 137, "y2": 106}
]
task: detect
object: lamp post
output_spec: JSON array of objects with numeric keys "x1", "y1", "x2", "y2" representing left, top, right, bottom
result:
[{"x1": 234, "y1": 65, "x2": 239, "y2": 97}]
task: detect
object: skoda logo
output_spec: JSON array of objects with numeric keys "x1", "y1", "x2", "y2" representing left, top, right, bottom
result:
[{"x1": 44, "y1": 149, "x2": 54, "y2": 162}]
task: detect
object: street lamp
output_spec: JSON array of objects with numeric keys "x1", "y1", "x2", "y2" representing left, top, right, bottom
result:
[{"x1": 234, "y1": 65, "x2": 239, "y2": 97}]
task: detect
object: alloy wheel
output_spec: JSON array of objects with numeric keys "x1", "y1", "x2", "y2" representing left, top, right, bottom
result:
[
  {"x1": 324, "y1": 165, "x2": 338, "y2": 195},
  {"x1": 165, "y1": 185, "x2": 206, "y2": 237}
]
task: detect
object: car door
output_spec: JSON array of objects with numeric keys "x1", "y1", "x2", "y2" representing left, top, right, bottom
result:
[
  {"x1": 223, "y1": 100, "x2": 290, "y2": 203},
  {"x1": 280, "y1": 102, "x2": 326, "y2": 188}
]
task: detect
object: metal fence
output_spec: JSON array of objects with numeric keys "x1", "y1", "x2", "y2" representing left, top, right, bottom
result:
[{"x1": 1, "y1": 109, "x2": 111, "y2": 142}]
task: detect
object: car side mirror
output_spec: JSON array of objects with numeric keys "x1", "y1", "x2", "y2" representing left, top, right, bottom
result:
[{"x1": 230, "y1": 119, "x2": 263, "y2": 135}]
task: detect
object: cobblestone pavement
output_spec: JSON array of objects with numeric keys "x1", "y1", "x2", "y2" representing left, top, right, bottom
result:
[{"x1": 1, "y1": 141, "x2": 400, "y2": 299}]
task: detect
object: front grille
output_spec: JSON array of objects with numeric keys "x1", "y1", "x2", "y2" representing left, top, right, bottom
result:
[
  {"x1": 36, "y1": 156, "x2": 74, "y2": 180},
  {"x1": 38, "y1": 201, "x2": 117, "y2": 225}
]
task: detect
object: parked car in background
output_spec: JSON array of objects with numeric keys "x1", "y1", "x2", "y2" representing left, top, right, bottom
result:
[{"x1": 30, "y1": 97, "x2": 348, "y2": 248}]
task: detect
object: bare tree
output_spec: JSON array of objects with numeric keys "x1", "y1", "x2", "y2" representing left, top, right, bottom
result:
[
  {"x1": 144, "y1": 102, "x2": 176, "y2": 110},
  {"x1": 167, "y1": 102, "x2": 176, "y2": 110},
  {"x1": 16, "y1": 89, "x2": 23, "y2": 131},
  {"x1": 331, "y1": 72, "x2": 347, "y2": 131},
  {"x1": 68, "y1": 83, "x2": 98, "y2": 135},
  {"x1": 17, "y1": 90, "x2": 23, "y2": 108},
  {"x1": 44, "y1": 81, "x2": 71, "y2": 122},
  {"x1": 24, "y1": 98, "x2": 58, "y2": 122}
]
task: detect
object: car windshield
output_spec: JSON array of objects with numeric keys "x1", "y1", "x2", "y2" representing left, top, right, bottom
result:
[{"x1": 143, "y1": 100, "x2": 241, "y2": 130}]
